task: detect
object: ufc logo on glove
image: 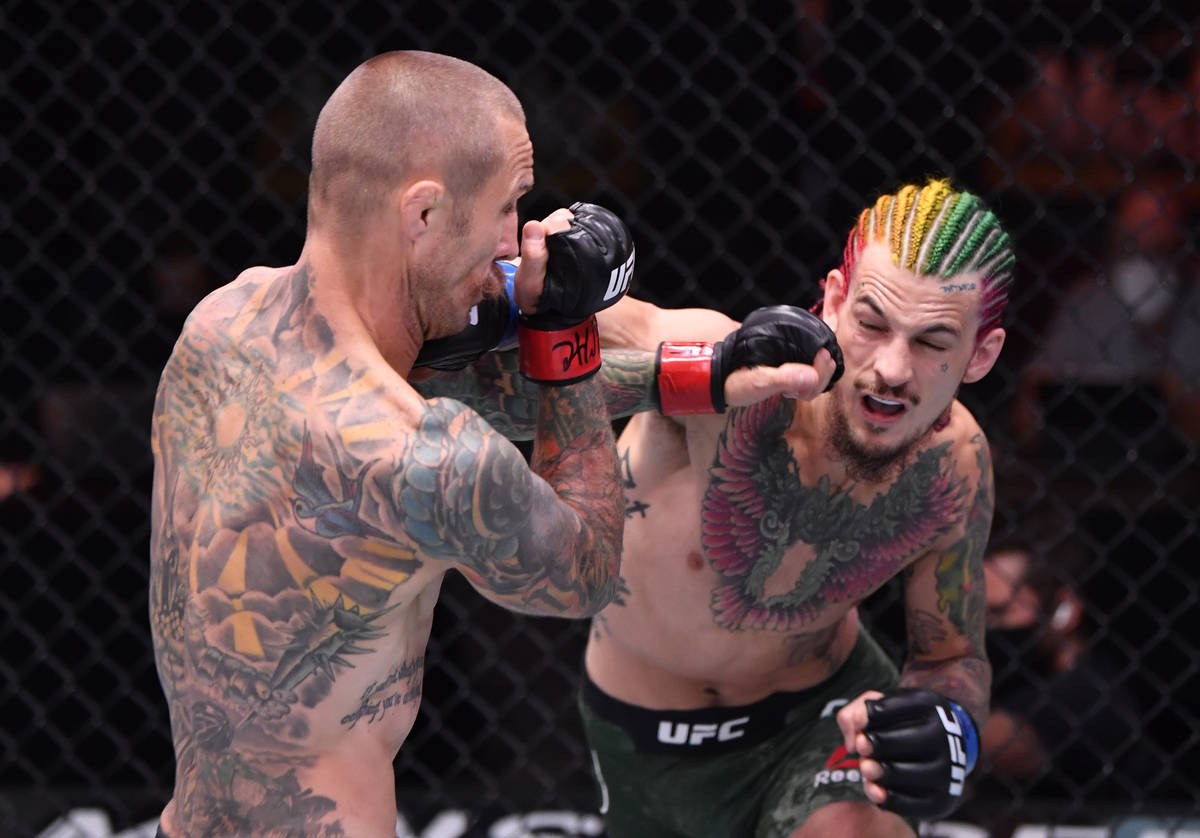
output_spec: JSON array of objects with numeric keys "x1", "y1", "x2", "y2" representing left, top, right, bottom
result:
[
  {"x1": 603, "y1": 250, "x2": 636, "y2": 301},
  {"x1": 936, "y1": 705, "x2": 969, "y2": 795},
  {"x1": 863, "y1": 688, "x2": 980, "y2": 819}
]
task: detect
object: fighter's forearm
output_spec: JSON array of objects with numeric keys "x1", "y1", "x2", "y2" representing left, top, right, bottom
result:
[
  {"x1": 413, "y1": 349, "x2": 660, "y2": 440},
  {"x1": 899, "y1": 653, "x2": 992, "y2": 727},
  {"x1": 529, "y1": 375, "x2": 624, "y2": 614}
]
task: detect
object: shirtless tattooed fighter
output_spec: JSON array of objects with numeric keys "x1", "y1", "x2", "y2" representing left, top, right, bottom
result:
[
  {"x1": 585, "y1": 180, "x2": 1012, "y2": 838},
  {"x1": 149, "y1": 51, "x2": 639, "y2": 838},
  {"x1": 424, "y1": 179, "x2": 1014, "y2": 837}
]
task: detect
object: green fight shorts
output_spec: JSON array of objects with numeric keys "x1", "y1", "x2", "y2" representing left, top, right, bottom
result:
[{"x1": 579, "y1": 626, "x2": 900, "y2": 838}]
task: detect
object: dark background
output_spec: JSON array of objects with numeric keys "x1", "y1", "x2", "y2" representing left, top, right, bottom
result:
[{"x1": 3, "y1": 1, "x2": 1198, "y2": 835}]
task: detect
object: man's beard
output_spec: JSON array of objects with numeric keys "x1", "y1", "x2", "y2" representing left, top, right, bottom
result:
[{"x1": 825, "y1": 397, "x2": 934, "y2": 483}]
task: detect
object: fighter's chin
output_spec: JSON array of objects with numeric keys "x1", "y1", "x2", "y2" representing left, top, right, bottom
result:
[
  {"x1": 827, "y1": 402, "x2": 919, "y2": 483},
  {"x1": 846, "y1": 427, "x2": 908, "y2": 462},
  {"x1": 426, "y1": 309, "x2": 473, "y2": 342}
]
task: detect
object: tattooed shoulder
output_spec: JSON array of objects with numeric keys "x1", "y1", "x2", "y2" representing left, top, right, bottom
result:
[{"x1": 156, "y1": 328, "x2": 300, "y2": 513}]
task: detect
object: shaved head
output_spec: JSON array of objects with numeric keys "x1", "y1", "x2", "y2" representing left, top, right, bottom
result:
[{"x1": 308, "y1": 50, "x2": 525, "y2": 229}]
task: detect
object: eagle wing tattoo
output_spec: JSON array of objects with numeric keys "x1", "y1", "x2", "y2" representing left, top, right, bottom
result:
[{"x1": 702, "y1": 398, "x2": 967, "y2": 632}]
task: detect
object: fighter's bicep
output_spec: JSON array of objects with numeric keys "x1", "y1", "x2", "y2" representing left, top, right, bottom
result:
[
  {"x1": 902, "y1": 556, "x2": 970, "y2": 662},
  {"x1": 367, "y1": 402, "x2": 533, "y2": 562},
  {"x1": 903, "y1": 506, "x2": 990, "y2": 659},
  {"x1": 937, "y1": 436, "x2": 994, "y2": 648},
  {"x1": 597, "y1": 296, "x2": 738, "y2": 350}
]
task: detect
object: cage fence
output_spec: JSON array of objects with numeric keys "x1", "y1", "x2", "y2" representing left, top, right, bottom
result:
[{"x1": 3, "y1": 1, "x2": 1198, "y2": 836}]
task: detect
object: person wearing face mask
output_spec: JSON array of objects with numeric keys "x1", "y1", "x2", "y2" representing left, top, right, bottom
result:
[{"x1": 978, "y1": 532, "x2": 1157, "y2": 812}]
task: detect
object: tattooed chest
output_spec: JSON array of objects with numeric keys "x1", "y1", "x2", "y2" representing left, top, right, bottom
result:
[{"x1": 697, "y1": 400, "x2": 966, "y2": 632}]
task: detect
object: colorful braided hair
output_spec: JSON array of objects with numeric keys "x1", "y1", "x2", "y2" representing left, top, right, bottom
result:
[{"x1": 820, "y1": 179, "x2": 1015, "y2": 339}]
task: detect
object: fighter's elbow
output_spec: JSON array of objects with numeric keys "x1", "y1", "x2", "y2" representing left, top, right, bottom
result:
[
  {"x1": 577, "y1": 576, "x2": 619, "y2": 617},
  {"x1": 565, "y1": 544, "x2": 622, "y2": 617}
]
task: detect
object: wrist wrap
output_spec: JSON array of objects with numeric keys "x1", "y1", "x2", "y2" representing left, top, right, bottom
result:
[
  {"x1": 518, "y1": 315, "x2": 601, "y2": 385},
  {"x1": 655, "y1": 342, "x2": 721, "y2": 414}
]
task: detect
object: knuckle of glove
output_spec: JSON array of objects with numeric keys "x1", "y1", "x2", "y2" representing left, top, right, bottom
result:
[
  {"x1": 531, "y1": 202, "x2": 634, "y2": 329},
  {"x1": 865, "y1": 687, "x2": 942, "y2": 720},
  {"x1": 569, "y1": 201, "x2": 633, "y2": 256},
  {"x1": 732, "y1": 305, "x2": 844, "y2": 388},
  {"x1": 865, "y1": 718, "x2": 943, "y2": 761}
]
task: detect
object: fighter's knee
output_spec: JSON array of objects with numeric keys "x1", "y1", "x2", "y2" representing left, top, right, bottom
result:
[{"x1": 787, "y1": 801, "x2": 915, "y2": 838}]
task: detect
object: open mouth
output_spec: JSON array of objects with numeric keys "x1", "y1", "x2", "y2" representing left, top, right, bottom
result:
[{"x1": 862, "y1": 393, "x2": 905, "y2": 418}]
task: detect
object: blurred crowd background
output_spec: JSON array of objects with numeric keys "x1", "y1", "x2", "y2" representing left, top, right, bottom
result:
[{"x1": 3, "y1": 1, "x2": 1198, "y2": 836}]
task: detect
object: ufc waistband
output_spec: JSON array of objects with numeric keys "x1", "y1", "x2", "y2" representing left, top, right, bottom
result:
[{"x1": 580, "y1": 674, "x2": 829, "y2": 756}]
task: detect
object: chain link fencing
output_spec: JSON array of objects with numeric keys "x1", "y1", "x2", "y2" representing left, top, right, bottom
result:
[{"x1": 3, "y1": 1, "x2": 1198, "y2": 835}]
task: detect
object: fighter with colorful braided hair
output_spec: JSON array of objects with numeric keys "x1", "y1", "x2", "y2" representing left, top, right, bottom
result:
[
  {"x1": 572, "y1": 178, "x2": 1014, "y2": 837},
  {"x1": 414, "y1": 178, "x2": 1014, "y2": 836}
]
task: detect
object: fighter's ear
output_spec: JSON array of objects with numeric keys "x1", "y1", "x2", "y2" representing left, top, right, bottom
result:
[
  {"x1": 821, "y1": 268, "x2": 849, "y2": 331},
  {"x1": 398, "y1": 180, "x2": 445, "y2": 240},
  {"x1": 963, "y1": 327, "x2": 1005, "y2": 383}
]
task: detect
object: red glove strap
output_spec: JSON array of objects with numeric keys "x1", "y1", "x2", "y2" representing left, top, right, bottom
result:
[
  {"x1": 518, "y1": 315, "x2": 601, "y2": 384},
  {"x1": 656, "y1": 342, "x2": 716, "y2": 414}
]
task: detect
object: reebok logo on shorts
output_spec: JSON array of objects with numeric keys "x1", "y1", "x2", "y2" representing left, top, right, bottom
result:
[{"x1": 812, "y1": 745, "x2": 861, "y2": 787}]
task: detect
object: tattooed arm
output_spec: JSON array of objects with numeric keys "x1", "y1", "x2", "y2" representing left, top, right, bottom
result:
[
  {"x1": 413, "y1": 297, "x2": 811, "y2": 439},
  {"x1": 386, "y1": 390, "x2": 624, "y2": 618},
  {"x1": 413, "y1": 297, "x2": 736, "y2": 437},
  {"x1": 413, "y1": 349, "x2": 660, "y2": 440},
  {"x1": 896, "y1": 432, "x2": 995, "y2": 726}
]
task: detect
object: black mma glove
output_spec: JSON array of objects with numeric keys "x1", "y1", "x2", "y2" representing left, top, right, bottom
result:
[
  {"x1": 655, "y1": 304, "x2": 844, "y2": 414},
  {"x1": 414, "y1": 261, "x2": 520, "y2": 370},
  {"x1": 863, "y1": 687, "x2": 980, "y2": 820},
  {"x1": 518, "y1": 202, "x2": 636, "y2": 385}
]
